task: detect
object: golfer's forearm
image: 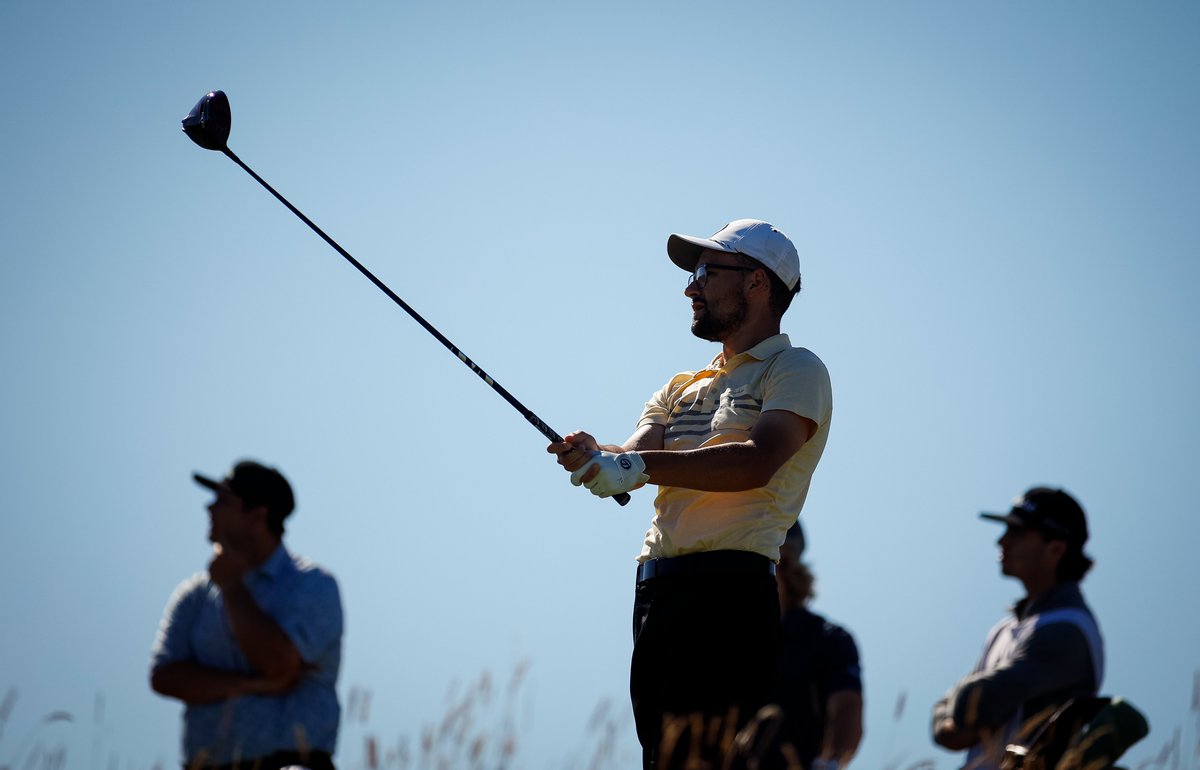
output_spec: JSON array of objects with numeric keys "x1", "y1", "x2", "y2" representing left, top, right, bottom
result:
[
  {"x1": 150, "y1": 661, "x2": 264, "y2": 704},
  {"x1": 220, "y1": 583, "x2": 303, "y2": 679},
  {"x1": 639, "y1": 443, "x2": 780, "y2": 491}
]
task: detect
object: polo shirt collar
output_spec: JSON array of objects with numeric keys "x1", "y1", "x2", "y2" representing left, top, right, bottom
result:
[
  {"x1": 255, "y1": 543, "x2": 293, "y2": 580},
  {"x1": 710, "y1": 333, "x2": 792, "y2": 370},
  {"x1": 1013, "y1": 581, "x2": 1083, "y2": 619}
]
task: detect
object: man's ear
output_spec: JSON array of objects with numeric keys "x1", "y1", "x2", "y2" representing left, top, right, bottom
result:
[
  {"x1": 245, "y1": 503, "x2": 271, "y2": 532},
  {"x1": 1045, "y1": 538, "x2": 1068, "y2": 566},
  {"x1": 748, "y1": 267, "x2": 771, "y2": 296}
]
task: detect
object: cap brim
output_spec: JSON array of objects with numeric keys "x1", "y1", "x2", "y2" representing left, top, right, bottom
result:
[
  {"x1": 193, "y1": 473, "x2": 226, "y2": 493},
  {"x1": 666, "y1": 233, "x2": 737, "y2": 273},
  {"x1": 980, "y1": 511, "x2": 1026, "y2": 527}
]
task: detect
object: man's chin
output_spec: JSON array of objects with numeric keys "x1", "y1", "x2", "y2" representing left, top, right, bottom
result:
[{"x1": 690, "y1": 320, "x2": 720, "y2": 342}]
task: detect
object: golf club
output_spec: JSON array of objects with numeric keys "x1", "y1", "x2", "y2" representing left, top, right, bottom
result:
[{"x1": 182, "y1": 90, "x2": 630, "y2": 506}]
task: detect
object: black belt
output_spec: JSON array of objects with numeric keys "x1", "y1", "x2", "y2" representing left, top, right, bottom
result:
[
  {"x1": 188, "y1": 750, "x2": 335, "y2": 770},
  {"x1": 636, "y1": 550, "x2": 775, "y2": 582}
]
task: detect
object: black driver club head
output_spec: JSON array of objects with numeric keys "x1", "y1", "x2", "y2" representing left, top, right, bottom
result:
[{"x1": 182, "y1": 90, "x2": 231, "y2": 151}]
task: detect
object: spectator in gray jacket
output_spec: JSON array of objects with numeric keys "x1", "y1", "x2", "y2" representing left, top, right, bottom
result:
[{"x1": 931, "y1": 487, "x2": 1102, "y2": 770}]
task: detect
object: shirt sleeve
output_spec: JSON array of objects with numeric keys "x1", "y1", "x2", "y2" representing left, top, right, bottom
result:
[
  {"x1": 637, "y1": 372, "x2": 694, "y2": 429},
  {"x1": 819, "y1": 622, "x2": 864, "y2": 696},
  {"x1": 276, "y1": 570, "x2": 344, "y2": 665},
  {"x1": 948, "y1": 621, "x2": 1097, "y2": 729},
  {"x1": 149, "y1": 574, "x2": 205, "y2": 669},
  {"x1": 761, "y1": 349, "x2": 832, "y2": 426}
]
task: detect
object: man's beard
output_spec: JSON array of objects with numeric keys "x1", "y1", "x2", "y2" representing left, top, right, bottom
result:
[{"x1": 691, "y1": 294, "x2": 748, "y2": 341}]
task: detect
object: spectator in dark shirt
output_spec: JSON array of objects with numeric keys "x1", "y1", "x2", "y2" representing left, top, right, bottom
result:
[{"x1": 774, "y1": 522, "x2": 863, "y2": 770}]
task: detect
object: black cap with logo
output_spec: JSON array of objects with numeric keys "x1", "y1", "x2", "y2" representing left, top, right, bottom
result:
[
  {"x1": 193, "y1": 460, "x2": 295, "y2": 522},
  {"x1": 980, "y1": 486, "x2": 1088, "y2": 544}
]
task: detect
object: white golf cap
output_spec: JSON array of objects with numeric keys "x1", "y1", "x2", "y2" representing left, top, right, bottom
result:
[{"x1": 667, "y1": 219, "x2": 801, "y2": 291}]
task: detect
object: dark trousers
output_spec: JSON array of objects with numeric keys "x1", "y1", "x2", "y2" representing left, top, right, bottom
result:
[
  {"x1": 186, "y1": 750, "x2": 335, "y2": 770},
  {"x1": 630, "y1": 563, "x2": 780, "y2": 770}
]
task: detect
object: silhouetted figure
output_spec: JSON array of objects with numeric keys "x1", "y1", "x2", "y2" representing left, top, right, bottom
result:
[
  {"x1": 774, "y1": 523, "x2": 863, "y2": 770},
  {"x1": 932, "y1": 487, "x2": 1102, "y2": 770},
  {"x1": 150, "y1": 460, "x2": 343, "y2": 770}
]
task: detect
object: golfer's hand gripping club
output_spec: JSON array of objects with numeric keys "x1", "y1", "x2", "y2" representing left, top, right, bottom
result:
[
  {"x1": 181, "y1": 90, "x2": 631, "y2": 507},
  {"x1": 571, "y1": 451, "x2": 649, "y2": 499}
]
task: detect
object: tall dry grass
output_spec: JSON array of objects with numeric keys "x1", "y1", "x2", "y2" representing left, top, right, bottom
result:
[
  {"x1": 339, "y1": 662, "x2": 646, "y2": 770},
  {"x1": 3, "y1": 670, "x2": 1197, "y2": 770},
  {"x1": 0, "y1": 686, "x2": 71, "y2": 770}
]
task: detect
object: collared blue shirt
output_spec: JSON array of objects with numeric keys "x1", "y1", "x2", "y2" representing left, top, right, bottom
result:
[{"x1": 151, "y1": 545, "x2": 343, "y2": 764}]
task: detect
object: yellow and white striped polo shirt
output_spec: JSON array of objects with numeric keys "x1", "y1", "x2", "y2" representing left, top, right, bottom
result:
[{"x1": 635, "y1": 334, "x2": 832, "y2": 562}]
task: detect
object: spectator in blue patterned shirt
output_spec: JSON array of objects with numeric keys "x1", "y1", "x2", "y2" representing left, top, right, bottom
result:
[{"x1": 151, "y1": 460, "x2": 343, "y2": 770}]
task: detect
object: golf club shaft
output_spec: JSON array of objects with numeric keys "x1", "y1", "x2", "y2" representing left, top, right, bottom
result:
[{"x1": 221, "y1": 148, "x2": 631, "y2": 507}]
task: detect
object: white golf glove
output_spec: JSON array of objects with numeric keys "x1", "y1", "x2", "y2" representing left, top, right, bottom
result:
[{"x1": 570, "y1": 451, "x2": 649, "y2": 498}]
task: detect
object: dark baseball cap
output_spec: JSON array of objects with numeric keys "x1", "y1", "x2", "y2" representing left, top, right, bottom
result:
[
  {"x1": 980, "y1": 487, "x2": 1088, "y2": 544},
  {"x1": 193, "y1": 460, "x2": 295, "y2": 520}
]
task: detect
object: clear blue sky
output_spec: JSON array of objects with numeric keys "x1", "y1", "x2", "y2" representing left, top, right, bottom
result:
[{"x1": 2, "y1": 2, "x2": 1197, "y2": 768}]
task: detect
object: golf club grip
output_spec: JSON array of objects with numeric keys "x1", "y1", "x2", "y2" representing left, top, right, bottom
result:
[{"x1": 221, "y1": 149, "x2": 630, "y2": 508}]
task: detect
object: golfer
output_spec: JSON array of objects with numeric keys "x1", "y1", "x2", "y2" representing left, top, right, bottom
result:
[{"x1": 549, "y1": 219, "x2": 833, "y2": 770}]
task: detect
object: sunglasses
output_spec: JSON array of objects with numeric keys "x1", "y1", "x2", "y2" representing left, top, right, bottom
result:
[{"x1": 687, "y1": 263, "x2": 757, "y2": 289}]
